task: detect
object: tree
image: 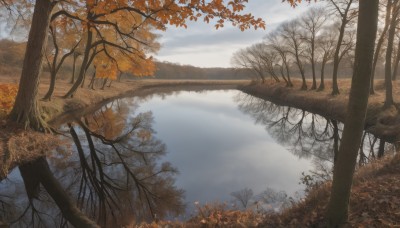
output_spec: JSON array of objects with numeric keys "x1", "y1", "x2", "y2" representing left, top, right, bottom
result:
[
  {"x1": 383, "y1": 0, "x2": 399, "y2": 108},
  {"x1": 43, "y1": 17, "x2": 82, "y2": 100},
  {"x1": 371, "y1": 0, "x2": 392, "y2": 94},
  {"x1": 231, "y1": 188, "x2": 254, "y2": 209},
  {"x1": 265, "y1": 32, "x2": 294, "y2": 87},
  {"x1": 326, "y1": 0, "x2": 379, "y2": 226},
  {"x1": 8, "y1": 0, "x2": 54, "y2": 132},
  {"x1": 231, "y1": 45, "x2": 268, "y2": 83},
  {"x1": 280, "y1": 20, "x2": 308, "y2": 90},
  {"x1": 327, "y1": 0, "x2": 357, "y2": 95},
  {"x1": 301, "y1": 7, "x2": 327, "y2": 90},
  {"x1": 6, "y1": 0, "x2": 265, "y2": 131},
  {"x1": 317, "y1": 28, "x2": 336, "y2": 91}
]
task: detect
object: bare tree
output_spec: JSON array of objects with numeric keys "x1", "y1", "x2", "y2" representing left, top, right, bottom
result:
[
  {"x1": 231, "y1": 44, "x2": 267, "y2": 83},
  {"x1": 327, "y1": 0, "x2": 379, "y2": 226},
  {"x1": 371, "y1": 0, "x2": 393, "y2": 93},
  {"x1": 280, "y1": 20, "x2": 308, "y2": 90},
  {"x1": 317, "y1": 28, "x2": 336, "y2": 91},
  {"x1": 327, "y1": 0, "x2": 358, "y2": 95},
  {"x1": 231, "y1": 188, "x2": 253, "y2": 209},
  {"x1": 384, "y1": 0, "x2": 400, "y2": 108},
  {"x1": 301, "y1": 7, "x2": 328, "y2": 90},
  {"x1": 265, "y1": 32, "x2": 293, "y2": 87}
]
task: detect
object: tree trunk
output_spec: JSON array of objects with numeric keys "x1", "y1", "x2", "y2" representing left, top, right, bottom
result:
[
  {"x1": 392, "y1": 37, "x2": 400, "y2": 80},
  {"x1": 378, "y1": 139, "x2": 385, "y2": 158},
  {"x1": 310, "y1": 41, "x2": 317, "y2": 90},
  {"x1": 371, "y1": 0, "x2": 392, "y2": 93},
  {"x1": 332, "y1": 119, "x2": 339, "y2": 163},
  {"x1": 64, "y1": 29, "x2": 93, "y2": 98},
  {"x1": 70, "y1": 53, "x2": 78, "y2": 84},
  {"x1": 384, "y1": 0, "x2": 398, "y2": 108},
  {"x1": 43, "y1": 70, "x2": 56, "y2": 101},
  {"x1": 318, "y1": 58, "x2": 327, "y2": 91},
  {"x1": 295, "y1": 52, "x2": 307, "y2": 90},
  {"x1": 19, "y1": 157, "x2": 99, "y2": 227},
  {"x1": 88, "y1": 71, "x2": 96, "y2": 90},
  {"x1": 326, "y1": 1, "x2": 378, "y2": 226},
  {"x1": 8, "y1": 0, "x2": 53, "y2": 131},
  {"x1": 101, "y1": 78, "x2": 108, "y2": 90},
  {"x1": 331, "y1": 21, "x2": 346, "y2": 96}
]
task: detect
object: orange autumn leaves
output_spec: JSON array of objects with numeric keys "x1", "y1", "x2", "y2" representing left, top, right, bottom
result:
[{"x1": 0, "y1": 83, "x2": 18, "y2": 118}]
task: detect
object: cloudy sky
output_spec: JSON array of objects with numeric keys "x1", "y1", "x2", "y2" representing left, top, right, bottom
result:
[
  {"x1": 0, "y1": 1, "x2": 321, "y2": 68},
  {"x1": 155, "y1": 1, "x2": 321, "y2": 68}
]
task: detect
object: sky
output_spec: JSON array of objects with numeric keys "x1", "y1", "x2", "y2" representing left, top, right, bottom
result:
[
  {"x1": 155, "y1": 1, "x2": 320, "y2": 68},
  {"x1": 0, "y1": 1, "x2": 321, "y2": 68}
]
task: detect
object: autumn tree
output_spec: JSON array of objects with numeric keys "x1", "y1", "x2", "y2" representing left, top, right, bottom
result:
[
  {"x1": 6, "y1": 0, "x2": 265, "y2": 132},
  {"x1": 43, "y1": 15, "x2": 82, "y2": 100}
]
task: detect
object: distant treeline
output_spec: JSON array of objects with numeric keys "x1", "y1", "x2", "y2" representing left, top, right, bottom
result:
[
  {"x1": 150, "y1": 61, "x2": 252, "y2": 80},
  {"x1": 0, "y1": 39, "x2": 384, "y2": 81}
]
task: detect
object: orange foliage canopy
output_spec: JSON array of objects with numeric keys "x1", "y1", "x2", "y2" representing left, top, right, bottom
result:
[
  {"x1": 0, "y1": 83, "x2": 18, "y2": 118},
  {"x1": 48, "y1": 0, "x2": 266, "y2": 81}
]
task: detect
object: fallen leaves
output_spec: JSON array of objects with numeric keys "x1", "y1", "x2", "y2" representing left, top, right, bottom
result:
[{"x1": 0, "y1": 83, "x2": 18, "y2": 119}]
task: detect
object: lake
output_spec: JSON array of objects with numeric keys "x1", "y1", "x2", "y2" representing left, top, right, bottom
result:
[{"x1": 0, "y1": 89, "x2": 383, "y2": 226}]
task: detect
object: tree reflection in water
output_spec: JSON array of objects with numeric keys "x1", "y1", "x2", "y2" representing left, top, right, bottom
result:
[
  {"x1": 0, "y1": 99, "x2": 184, "y2": 227},
  {"x1": 235, "y1": 93, "x2": 395, "y2": 183}
]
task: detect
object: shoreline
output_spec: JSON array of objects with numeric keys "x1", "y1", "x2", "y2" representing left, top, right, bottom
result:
[
  {"x1": 0, "y1": 79, "x2": 247, "y2": 178},
  {"x1": 239, "y1": 80, "x2": 400, "y2": 142}
]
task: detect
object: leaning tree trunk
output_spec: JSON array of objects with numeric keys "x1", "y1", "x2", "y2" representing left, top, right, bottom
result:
[
  {"x1": 326, "y1": 1, "x2": 378, "y2": 226},
  {"x1": 295, "y1": 52, "x2": 307, "y2": 90},
  {"x1": 64, "y1": 29, "x2": 93, "y2": 98},
  {"x1": 9, "y1": 0, "x2": 53, "y2": 131},
  {"x1": 43, "y1": 70, "x2": 56, "y2": 101},
  {"x1": 20, "y1": 157, "x2": 99, "y2": 227}
]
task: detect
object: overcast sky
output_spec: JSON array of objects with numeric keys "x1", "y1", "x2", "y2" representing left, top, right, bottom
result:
[
  {"x1": 0, "y1": 1, "x2": 321, "y2": 68},
  {"x1": 155, "y1": 1, "x2": 321, "y2": 68}
]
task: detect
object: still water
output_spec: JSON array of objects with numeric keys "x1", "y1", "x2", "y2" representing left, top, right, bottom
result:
[
  {"x1": 133, "y1": 90, "x2": 312, "y2": 204},
  {"x1": 0, "y1": 89, "x2": 383, "y2": 226}
]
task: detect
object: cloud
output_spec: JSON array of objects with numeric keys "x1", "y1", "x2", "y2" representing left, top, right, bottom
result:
[{"x1": 155, "y1": 1, "x2": 321, "y2": 68}]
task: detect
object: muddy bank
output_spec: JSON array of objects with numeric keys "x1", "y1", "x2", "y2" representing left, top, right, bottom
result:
[
  {"x1": 46, "y1": 80, "x2": 247, "y2": 126},
  {"x1": 239, "y1": 81, "x2": 400, "y2": 142}
]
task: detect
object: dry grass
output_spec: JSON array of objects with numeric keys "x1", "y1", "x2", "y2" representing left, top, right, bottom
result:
[{"x1": 0, "y1": 121, "x2": 62, "y2": 179}]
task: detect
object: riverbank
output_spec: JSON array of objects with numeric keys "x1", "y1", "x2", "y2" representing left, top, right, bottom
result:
[{"x1": 239, "y1": 79, "x2": 400, "y2": 142}]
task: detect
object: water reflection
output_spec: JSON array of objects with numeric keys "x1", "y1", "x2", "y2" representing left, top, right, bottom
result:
[
  {"x1": 0, "y1": 100, "x2": 184, "y2": 227},
  {"x1": 235, "y1": 93, "x2": 395, "y2": 181},
  {"x1": 1, "y1": 90, "x2": 395, "y2": 227}
]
